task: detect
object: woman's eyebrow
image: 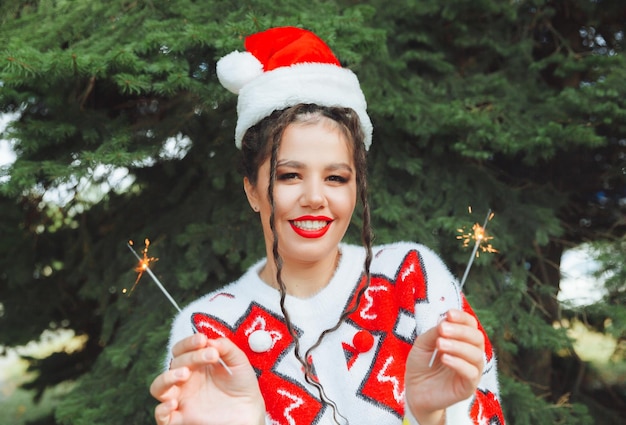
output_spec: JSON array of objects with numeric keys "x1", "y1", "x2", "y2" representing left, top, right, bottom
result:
[
  {"x1": 326, "y1": 163, "x2": 353, "y2": 173},
  {"x1": 276, "y1": 160, "x2": 304, "y2": 168},
  {"x1": 276, "y1": 160, "x2": 353, "y2": 173}
]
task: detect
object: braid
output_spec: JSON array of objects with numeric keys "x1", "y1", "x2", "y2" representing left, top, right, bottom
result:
[
  {"x1": 244, "y1": 104, "x2": 374, "y2": 425},
  {"x1": 266, "y1": 115, "x2": 349, "y2": 424},
  {"x1": 303, "y1": 111, "x2": 373, "y2": 356}
]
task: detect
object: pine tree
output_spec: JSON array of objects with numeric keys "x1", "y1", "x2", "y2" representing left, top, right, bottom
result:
[
  {"x1": 362, "y1": 1, "x2": 626, "y2": 422},
  {"x1": 0, "y1": 0, "x2": 624, "y2": 424}
]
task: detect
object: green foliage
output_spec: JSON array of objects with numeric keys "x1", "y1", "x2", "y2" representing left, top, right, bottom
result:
[
  {"x1": 1, "y1": 0, "x2": 625, "y2": 424},
  {"x1": 499, "y1": 375, "x2": 594, "y2": 425}
]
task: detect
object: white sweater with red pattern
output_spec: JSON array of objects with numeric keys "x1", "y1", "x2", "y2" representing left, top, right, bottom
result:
[{"x1": 166, "y1": 242, "x2": 505, "y2": 425}]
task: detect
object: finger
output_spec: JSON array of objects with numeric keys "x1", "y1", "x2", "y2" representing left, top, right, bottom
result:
[
  {"x1": 443, "y1": 309, "x2": 478, "y2": 328},
  {"x1": 150, "y1": 367, "x2": 190, "y2": 400},
  {"x1": 207, "y1": 337, "x2": 249, "y2": 369},
  {"x1": 437, "y1": 338, "x2": 484, "y2": 371},
  {"x1": 438, "y1": 320, "x2": 484, "y2": 349},
  {"x1": 154, "y1": 399, "x2": 177, "y2": 425},
  {"x1": 171, "y1": 333, "x2": 209, "y2": 357},
  {"x1": 440, "y1": 350, "x2": 483, "y2": 387},
  {"x1": 171, "y1": 347, "x2": 223, "y2": 372}
]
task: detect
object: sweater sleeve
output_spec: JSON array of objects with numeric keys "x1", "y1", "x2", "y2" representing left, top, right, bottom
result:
[{"x1": 405, "y1": 244, "x2": 505, "y2": 425}]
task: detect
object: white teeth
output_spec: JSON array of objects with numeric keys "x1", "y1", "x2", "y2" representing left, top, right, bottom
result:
[{"x1": 292, "y1": 220, "x2": 328, "y2": 231}]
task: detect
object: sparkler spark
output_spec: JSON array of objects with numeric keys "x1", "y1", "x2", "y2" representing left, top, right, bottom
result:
[
  {"x1": 429, "y1": 208, "x2": 496, "y2": 368},
  {"x1": 455, "y1": 211, "x2": 497, "y2": 259},
  {"x1": 457, "y1": 209, "x2": 497, "y2": 290},
  {"x1": 125, "y1": 239, "x2": 232, "y2": 375},
  {"x1": 124, "y1": 239, "x2": 158, "y2": 295}
]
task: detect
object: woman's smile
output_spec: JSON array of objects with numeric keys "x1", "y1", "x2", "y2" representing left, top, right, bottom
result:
[{"x1": 290, "y1": 215, "x2": 333, "y2": 238}]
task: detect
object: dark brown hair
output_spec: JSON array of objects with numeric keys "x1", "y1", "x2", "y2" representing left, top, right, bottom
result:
[{"x1": 241, "y1": 104, "x2": 373, "y2": 423}]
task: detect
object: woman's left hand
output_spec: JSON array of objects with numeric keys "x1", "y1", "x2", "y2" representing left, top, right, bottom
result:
[{"x1": 404, "y1": 309, "x2": 485, "y2": 425}]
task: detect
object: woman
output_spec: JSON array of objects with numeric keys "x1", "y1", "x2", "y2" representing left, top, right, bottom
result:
[{"x1": 150, "y1": 27, "x2": 505, "y2": 425}]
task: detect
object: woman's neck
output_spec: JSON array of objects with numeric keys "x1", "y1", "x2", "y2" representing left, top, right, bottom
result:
[{"x1": 259, "y1": 248, "x2": 341, "y2": 298}]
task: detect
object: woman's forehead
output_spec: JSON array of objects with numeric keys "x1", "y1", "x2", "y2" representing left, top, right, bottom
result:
[{"x1": 278, "y1": 120, "x2": 352, "y2": 158}]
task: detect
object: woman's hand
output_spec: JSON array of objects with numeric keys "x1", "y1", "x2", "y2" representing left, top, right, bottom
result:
[
  {"x1": 405, "y1": 309, "x2": 485, "y2": 425},
  {"x1": 150, "y1": 334, "x2": 265, "y2": 425}
]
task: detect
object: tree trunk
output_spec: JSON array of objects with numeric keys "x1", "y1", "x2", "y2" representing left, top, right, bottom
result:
[{"x1": 516, "y1": 240, "x2": 563, "y2": 399}]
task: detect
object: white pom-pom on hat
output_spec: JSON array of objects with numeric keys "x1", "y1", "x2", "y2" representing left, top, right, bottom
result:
[{"x1": 216, "y1": 51, "x2": 263, "y2": 94}]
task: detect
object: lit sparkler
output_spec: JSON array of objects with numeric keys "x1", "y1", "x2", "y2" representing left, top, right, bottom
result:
[
  {"x1": 126, "y1": 239, "x2": 180, "y2": 311},
  {"x1": 126, "y1": 239, "x2": 232, "y2": 375},
  {"x1": 428, "y1": 208, "x2": 495, "y2": 368},
  {"x1": 125, "y1": 239, "x2": 159, "y2": 296},
  {"x1": 456, "y1": 208, "x2": 496, "y2": 290}
]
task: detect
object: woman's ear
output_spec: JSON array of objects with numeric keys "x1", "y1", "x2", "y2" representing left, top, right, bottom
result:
[{"x1": 243, "y1": 177, "x2": 260, "y2": 212}]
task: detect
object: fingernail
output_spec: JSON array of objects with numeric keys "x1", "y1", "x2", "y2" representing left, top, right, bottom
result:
[{"x1": 439, "y1": 339, "x2": 452, "y2": 350}]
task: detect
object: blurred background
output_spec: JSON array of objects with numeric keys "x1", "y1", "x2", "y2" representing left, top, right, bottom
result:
[{"x1": 1, "y1": 1, "x2": 625, "y2": 424}]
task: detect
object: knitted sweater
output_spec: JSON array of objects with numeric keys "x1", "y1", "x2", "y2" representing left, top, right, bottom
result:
[{"x1": 166, "y1": 242, "x2": 505, "y2": 425}]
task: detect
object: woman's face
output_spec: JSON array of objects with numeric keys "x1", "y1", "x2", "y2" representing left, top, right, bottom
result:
[{"x1": 244, "y1": 115, "x2": 357, "y2": 266}]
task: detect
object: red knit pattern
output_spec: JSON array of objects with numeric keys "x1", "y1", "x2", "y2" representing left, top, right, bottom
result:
[{"x1": 189, "y1": 248, "x2": 505, "y2": 424}]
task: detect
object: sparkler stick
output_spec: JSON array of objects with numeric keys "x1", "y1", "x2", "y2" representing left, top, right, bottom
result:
[
  {"x1": 428, "y1": 209, "x2": 494, "y2": 368},
  {"x1": 127, "y1": 242, "x2": 182, "y2": 312},
  {"x1": 126, "y1": 241, "x2": 232, "y2": 375},
  {"x1": 458, "y1": 209, "x2": 493, "y2": 290}
]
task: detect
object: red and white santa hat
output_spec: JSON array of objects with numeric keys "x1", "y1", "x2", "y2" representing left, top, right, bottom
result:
[{"x1": 216, "y1": 26, "x2": 373, "y2": 150}]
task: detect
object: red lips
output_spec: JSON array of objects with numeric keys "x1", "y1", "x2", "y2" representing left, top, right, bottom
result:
[{"x1": 289, "y1": 215, "x2": 333, "y2": 238}]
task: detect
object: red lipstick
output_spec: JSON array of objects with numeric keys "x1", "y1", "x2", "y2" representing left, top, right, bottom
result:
[{"x1": 290, "y1": 215, "x2": 332, "y2": 239}]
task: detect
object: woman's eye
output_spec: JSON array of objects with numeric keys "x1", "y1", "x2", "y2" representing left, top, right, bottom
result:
[
  {"x1": 327, "y1": 175, "x2": 349, "y2": 183},
  {"x1": 277, "y1": 172, "x2": 298, "y2": 180}
]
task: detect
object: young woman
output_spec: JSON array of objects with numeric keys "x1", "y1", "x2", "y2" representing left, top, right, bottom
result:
[{"x1": 150, "y1": 27, "x2": 505, "y2": 425}]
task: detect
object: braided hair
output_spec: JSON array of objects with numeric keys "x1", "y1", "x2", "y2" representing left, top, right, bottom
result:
[{"x1": 240, "y1": 104, "x2": 373, "y2": 424}]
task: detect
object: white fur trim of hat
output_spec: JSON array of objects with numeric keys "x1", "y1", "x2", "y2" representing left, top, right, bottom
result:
[{"x1": 216, "y1": 26, "x2": 373, "y2": 150}]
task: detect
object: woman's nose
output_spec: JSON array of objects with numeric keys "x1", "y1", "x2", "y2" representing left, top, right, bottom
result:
[{"x1": 301, "y1": 179, "x2": 326, "y2": 209}]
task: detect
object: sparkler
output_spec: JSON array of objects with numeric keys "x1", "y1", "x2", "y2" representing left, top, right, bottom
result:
[
  {"x1": 428, "y1": 208, "x2": 495, "y2": 368},
  {"x1": 125, "y1": 239, "x2": 159, "y2": 296},
  {"x1": 126, "y1": 240, "x2": 180, "y2": 311},
  {"x1": 456, "y1": 208, "x2": 496, "y2": 290},
  {"x1": 126, "y1": 239, "x2": 232, "y2": 375}
]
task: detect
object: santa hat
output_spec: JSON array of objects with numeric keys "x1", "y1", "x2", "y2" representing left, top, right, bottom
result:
[{"x1": 216, "y1": 26, "x2": 373, "y2": 150}]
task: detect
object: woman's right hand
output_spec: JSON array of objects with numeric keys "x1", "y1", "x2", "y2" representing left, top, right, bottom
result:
[{"x1": 150, "y1": 334, "x2": 265, "y2": 425}]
